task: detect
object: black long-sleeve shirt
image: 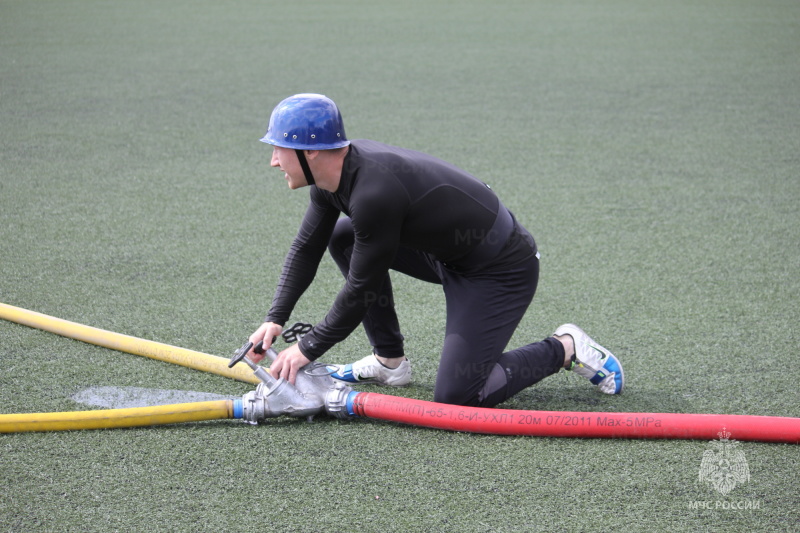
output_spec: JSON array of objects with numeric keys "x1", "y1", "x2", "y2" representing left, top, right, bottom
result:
[{"x1": 266, "y1": 139, "x2": 535, "y2": 360}]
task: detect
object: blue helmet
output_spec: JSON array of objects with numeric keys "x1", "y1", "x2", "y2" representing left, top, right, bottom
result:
[{"x1": 260, "y1": 93, "x2": 349, "y2": 150}]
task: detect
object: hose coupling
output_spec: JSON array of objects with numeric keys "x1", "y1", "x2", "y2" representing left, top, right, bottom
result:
[{"x1": 325, "y1": 382, "x2": 356, "y2": 419}]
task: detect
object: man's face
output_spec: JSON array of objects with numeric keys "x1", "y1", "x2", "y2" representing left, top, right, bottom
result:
[{"x1": 271, "y1": 146, "x2": 306, "y2": 189}]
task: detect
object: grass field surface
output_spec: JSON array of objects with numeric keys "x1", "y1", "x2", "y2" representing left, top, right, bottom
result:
[{"x1": 1, "y1": 1, "x2": 799, "y2": 531}]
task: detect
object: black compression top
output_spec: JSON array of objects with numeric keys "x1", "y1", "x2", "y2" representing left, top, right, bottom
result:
[{"x1": 266, "y1": 139, "x2": 536, "y2": 360}]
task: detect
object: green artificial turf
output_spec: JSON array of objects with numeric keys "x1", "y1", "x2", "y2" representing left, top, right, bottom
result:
[{"x1": 1, "y1": 0, "x2": 799, "y2": 531}]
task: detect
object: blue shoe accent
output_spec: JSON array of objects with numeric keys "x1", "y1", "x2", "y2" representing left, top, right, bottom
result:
[
  {"x1": 588, "y1": 354, "x2": 624, "y2": 393},
  {"x1": 329, "y1": 363, "x2": 360, "y2": 383},
  {"x1": 590, "y1": 372, "x2": 607, "y2": 386}
]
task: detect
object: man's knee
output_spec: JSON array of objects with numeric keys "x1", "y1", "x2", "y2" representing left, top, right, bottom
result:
[
  {"x1": 433, "y1": 386, "x2": 480, "y2": 407},
  {"x1": 434, "y1": 364, "x2": 508, "y2": 407}
]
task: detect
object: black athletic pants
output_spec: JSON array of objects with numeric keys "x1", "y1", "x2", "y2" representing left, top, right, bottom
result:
[{"x1": 328, "y1": 217, "x2": 565, "y2": 408}]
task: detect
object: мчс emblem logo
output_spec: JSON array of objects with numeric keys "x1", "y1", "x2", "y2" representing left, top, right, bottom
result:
[{"x1": 698, "y1": 428, "x2": 750, "y2": 496}]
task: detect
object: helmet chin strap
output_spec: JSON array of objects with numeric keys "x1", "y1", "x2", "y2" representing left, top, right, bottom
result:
[{"x1": 295, "y1": 149, "x2": 316, "y2": 186}]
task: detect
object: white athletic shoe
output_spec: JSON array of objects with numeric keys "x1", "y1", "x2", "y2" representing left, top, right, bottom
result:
[
  {"x1": 328, "y1": 354, "x2": 412, "y2": 387},
  {"x1": 554, "y1": 324, "x2": 624, "y2": 394}
]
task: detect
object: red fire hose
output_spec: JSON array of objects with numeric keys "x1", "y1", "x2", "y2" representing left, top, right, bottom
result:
[{"x1": 347, "y1": 392, "x2": 800, "y2": 444}]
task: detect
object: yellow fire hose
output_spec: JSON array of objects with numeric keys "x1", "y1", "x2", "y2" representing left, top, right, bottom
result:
[
  {"x1": 0, "y1": 302, "x2": 259, "y2": 385},
  {"x1": 0, "y1": 302, "x2": 257, "y2": 433},
  {"x1": 0, "y1": 400, "x2": 236, "y2": 433}
]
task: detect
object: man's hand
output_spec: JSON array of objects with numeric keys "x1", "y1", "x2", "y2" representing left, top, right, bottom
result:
[
  {"x1": 269, "y1": 343, "x2": 311, "y2": 385},
  {"x1": 248, "y1": 322, "x2": 284, "y2": 364}
]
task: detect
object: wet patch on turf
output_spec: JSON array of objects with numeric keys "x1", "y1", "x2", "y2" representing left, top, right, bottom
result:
[{"x1": 72, "y1": 386, "x2": 234, "y2": 409}]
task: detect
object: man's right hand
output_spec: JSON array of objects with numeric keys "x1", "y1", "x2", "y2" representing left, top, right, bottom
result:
[{"x1": 247, "y1": 322, "x2": 284, "y2": 364}]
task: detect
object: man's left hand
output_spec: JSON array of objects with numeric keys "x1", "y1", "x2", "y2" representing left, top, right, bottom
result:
[{"x1": 269, "y1": 343, "x2": 311, "y2": 385}]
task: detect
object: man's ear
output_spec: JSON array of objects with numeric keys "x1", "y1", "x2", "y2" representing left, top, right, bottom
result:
[{"x1": 304, "y1": 149, "x2": 320, "y2": 161}]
